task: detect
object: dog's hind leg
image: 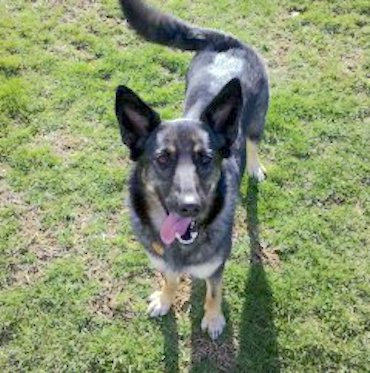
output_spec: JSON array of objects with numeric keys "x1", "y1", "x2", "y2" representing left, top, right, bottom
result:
[
  {"x1": 243, "y1": 80, "x2": 268, "y2": 182},
  {"x1": 201, "y1": 275, "x2": 225, "y2": 339},
  {"x1": 148, "y1": 272, "x2": 179, "y2": 317},
  {"x1": 247, "y1": 138, "x2": 266, "y2": 182}
]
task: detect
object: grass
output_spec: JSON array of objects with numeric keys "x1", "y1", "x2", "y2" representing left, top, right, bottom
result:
[{"x1": 0, "y1": 0, "x2": 369, "y2": 371}]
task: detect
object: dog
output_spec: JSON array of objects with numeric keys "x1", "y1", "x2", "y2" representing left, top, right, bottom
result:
[{"x1": 115, "y1": 0, "x2": 269, "y2": 339}]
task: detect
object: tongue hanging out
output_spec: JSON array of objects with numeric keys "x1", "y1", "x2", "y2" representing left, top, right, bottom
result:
[{"x1": 160, "y1": 213, "x2": 192, "y2": 245}]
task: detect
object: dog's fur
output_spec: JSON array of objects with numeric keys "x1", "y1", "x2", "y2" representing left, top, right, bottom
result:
[{"x1": 116, "y1": 0, "x2": 269, "y2": 339}]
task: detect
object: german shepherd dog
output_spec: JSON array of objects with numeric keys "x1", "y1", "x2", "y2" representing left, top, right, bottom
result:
[{"x1": 116, "y1": 0, "x2": 268, "y2": 339}]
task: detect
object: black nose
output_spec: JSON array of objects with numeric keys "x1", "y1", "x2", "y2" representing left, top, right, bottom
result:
[
  {"x1": 179, "y1": 195, "x2": 201, "y2": 217},
  {"x1": 180, "y1": 203, "x2": 200, "y2": 216}
]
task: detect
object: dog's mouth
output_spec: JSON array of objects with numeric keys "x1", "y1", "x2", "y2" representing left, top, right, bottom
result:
[
  {"x1": 175, "y1": 220, "x2": 198, "y2": 245},
  {"x1": 160, "y1": 213, "x2": 199, "y2": 246}
]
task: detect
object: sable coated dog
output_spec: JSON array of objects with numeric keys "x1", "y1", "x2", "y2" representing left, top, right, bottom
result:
[{"x1": 116, "y1": 0, "x2": 268, "y2": 339}]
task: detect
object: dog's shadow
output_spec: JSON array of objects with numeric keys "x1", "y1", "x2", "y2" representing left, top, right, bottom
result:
[
  {"x1": 159, "y1": 311, "x2": 180, "y2": 373},
  {"x1": 235, "y1": 178, "x2": 280, "y2": 372},
  {"x1": 160, "y1": 178, "x2": 280, "y2": 372}
]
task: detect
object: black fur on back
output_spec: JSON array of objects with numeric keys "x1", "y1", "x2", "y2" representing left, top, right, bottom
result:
[{"x1": 119, "y1": 0, "x2": 243, "y2": 52}]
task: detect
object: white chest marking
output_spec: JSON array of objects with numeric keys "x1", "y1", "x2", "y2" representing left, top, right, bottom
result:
[{"x1": 185, "y1": 258, "x2": 223, "y2": 279}]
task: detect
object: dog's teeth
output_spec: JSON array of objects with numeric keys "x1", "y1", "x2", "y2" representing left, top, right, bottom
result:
[{"x1": 175, "y1": 231, "x2": 198, "y2": 245}]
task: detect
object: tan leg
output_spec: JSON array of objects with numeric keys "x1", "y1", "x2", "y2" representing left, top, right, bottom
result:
[
  {"x1": 247, "y1": 138, "x2": 266, "y2": 181},
  {"x1": 148, "y1": 272, "x2": 179, "y2": 317},
  {"x1": 201, "y1": 277, "x2": 226, "y2": 339}
]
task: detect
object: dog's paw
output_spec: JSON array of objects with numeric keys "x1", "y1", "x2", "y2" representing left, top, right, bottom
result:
[
  {"x1": 147, "y1": 291, "x2": 172, "y2": 317},
  {"x1": 247, "y1": 163, "x2": 266, "y2": 182},
  {"x1": 201, "y1": 312, "x2": 226, "y2": 340}
]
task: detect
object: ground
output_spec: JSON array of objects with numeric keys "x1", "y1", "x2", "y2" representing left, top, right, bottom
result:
[{"x1": 0, "y1": 0, "x2": 369, "y2": 372}]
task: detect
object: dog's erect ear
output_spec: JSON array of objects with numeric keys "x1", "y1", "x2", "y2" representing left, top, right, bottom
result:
[
  {"x1": 200, "y1": 78, "x2": 243, "y2": 157},
  {"x1": 116, "y1": 85, "x2": 161, "y2": 161}
]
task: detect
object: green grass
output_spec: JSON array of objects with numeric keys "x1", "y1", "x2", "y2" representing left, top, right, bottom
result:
[{"x1": 0, "y1": 0, "x2": 369, "y2": 371}]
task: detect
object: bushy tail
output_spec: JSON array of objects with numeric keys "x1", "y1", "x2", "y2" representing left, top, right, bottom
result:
[{"x1": 119, "y1": 0, "x2": 242, "y2": 51}]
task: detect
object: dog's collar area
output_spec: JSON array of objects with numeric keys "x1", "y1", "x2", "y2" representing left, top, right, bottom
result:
[
  {"x1": 175, "y1": 220, "x2": 198, "y2": 245},
  {"x1": 152, "y1": 242, "x2": 164, "y2": 255}
]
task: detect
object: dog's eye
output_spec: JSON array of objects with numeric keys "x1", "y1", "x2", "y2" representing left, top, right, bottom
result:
[
  {"x1": 156, "y1": 153, "x2": 170, "y2": 166},
  {"x1": 198, "y1": 153, "x2": 213, "y2": 167}
]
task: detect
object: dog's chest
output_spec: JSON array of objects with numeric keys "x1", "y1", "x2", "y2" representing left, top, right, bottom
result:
[{"x1": 148, "y1": 251, "x2": 223, "y2": 279}]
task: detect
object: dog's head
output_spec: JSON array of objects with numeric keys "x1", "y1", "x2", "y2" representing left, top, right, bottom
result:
[{"x1": 116, "y1": 79, "x2": 242, "y2": 245}]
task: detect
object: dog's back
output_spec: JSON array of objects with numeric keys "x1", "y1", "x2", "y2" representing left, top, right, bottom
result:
[{"x1": 119, "y1": 0, "x2": 269, "y2": 180}]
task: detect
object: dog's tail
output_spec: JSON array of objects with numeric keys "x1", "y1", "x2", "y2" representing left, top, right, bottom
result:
[{"x1": 119, "y1": 0, "x2": 242, "y2": 52}]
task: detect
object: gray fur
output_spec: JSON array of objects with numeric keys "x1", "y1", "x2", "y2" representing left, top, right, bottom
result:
[{"x1": 116, "y1": 1, "x2": 269, "y2": 277}]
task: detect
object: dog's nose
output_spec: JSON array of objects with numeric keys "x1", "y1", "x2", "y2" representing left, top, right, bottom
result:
[{"x1": 179, "y1": 195, "x2": 201, "y2": 217}]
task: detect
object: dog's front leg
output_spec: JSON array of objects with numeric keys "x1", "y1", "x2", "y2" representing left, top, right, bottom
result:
[
  {"x1": 148, "y1": 272, "x2": 179, "y2": 317},
  {"x1": 201, "y1": 274, "x2": 226, "y2": 339}
]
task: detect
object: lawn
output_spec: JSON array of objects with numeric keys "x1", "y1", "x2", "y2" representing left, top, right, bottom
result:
[{"x1": 0, "y1": 0, "x2": 369, "y2": 372}]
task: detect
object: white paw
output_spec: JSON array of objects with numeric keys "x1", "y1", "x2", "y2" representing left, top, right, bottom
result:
[
  {"x1": 201, "y1": 313, "x2": 226, "y2": 340},
  {"x1": 248, "y1": 164, "x2": 266, "y2": 182},
  {"x1": 147, "y1": 291, "x2": 171, "y2": 317}
]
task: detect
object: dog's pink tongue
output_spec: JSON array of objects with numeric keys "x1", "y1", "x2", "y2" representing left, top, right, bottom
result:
[{"x1": 160, "y1": 213, "x2": 192, "y2": 245}]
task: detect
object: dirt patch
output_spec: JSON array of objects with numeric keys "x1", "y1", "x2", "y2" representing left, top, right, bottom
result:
[
  {"x1": 174, "y1": 274, "x2": 192, "y2": 312},
  {"x1": 1, "y1": 173, "x2": 67, "y2": 286},
  {"x1": 7, "y1": 205, "x2": 67, "y2": 287},
  {"x1": 191, "y1": 332, "x2": 238, "y2": 372},
  {"x1": 0, "y1": 170, "x2": 23, "y2": 207},
  {"x1": 89, "y1": 280, "x2": 136, "y2": 321},
  {"x1": 22, "y1": 207, "x2": 65, "y2": 259},
  {"x1": 86, "y1": 255, "x2": 139, "y2": 321},
  {"x1": 250, "y1": 241, "x2": 281, "y2": 269},
  {"x1": 7, "y1": 262, "x2": 42, "y2": 287},
  {"x1": 341, "y1": 48, "x2": 363, "y2": 74},
  {"x1": 32, "y1": 131, "x2": 90, "y2": 161},
  {"x1": 1, "y1": 178, "x2": 101, "y2": 287},
  {"x1": 232, "y1": 204, "x2": 248, "y2": 241}
]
